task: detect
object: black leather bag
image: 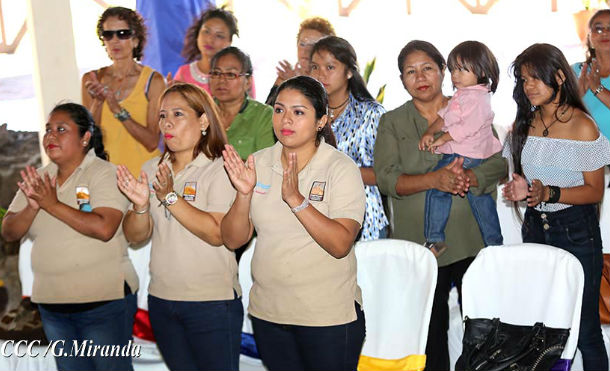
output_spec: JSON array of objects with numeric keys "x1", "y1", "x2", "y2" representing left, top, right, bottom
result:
[{"x1": 455, "y1": 317, "x2": 570, "y2": 371}]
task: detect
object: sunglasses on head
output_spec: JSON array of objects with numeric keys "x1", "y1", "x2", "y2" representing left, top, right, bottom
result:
[{"x1": 101, "y1": 29, "x2": 134, "y2": 41}]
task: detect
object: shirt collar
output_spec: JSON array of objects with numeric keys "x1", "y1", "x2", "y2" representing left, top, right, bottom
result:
[
  {"x1": 270, "y1": 139, "x2": 331, "y2": 175},
  {"x1": 45, "y1": 149, "x2": 97, "y2": 191},
  {"x1": 161, "y1": 152, "x2": 213, "y2": 177}
]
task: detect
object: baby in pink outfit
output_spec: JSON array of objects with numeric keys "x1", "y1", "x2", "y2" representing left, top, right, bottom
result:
[{"x1": 418, "y1": 41, "x2": 504, "y2": 256}]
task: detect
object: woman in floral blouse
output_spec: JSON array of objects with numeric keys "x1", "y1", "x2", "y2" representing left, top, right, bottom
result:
[{"x1": 309, "y1": 36, "x2": 389, "y2": 240}]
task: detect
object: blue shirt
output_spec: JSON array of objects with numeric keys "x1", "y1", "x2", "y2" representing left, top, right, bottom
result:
[
  {"x1": 572, "y1": 63, "x2": 610, "y2": 139},
  {"x1": 331, "y1": 94, "x2": 389, "y2": 240}
]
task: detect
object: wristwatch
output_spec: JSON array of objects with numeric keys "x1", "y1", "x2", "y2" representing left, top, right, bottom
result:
[{"x1": 161, "y1": 191, "x2": 178, "y2": 207}]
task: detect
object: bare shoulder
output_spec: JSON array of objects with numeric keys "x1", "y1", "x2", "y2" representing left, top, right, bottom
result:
[
  {"x1": 149, "y1": 71, "x2": 167, "y2": 93},
  {"x1": 569, "y1": 109, "x2": 599, "y2": 141}
]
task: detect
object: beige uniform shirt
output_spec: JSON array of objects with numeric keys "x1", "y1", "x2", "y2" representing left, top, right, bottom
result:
[
  {"x1": 249, "y1": 141, "x2": 366, "y2": 326},
  {"x1": 8, "y1": 150, "x2": 138, "y2": 304},
  {"x1": 143, "y1": 153, "x2": 239, "y2": 301}
]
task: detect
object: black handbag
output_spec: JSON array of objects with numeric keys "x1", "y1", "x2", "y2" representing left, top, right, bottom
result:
[{"x1": 455, "y1": 317, "x2": 570, "y2": 371}]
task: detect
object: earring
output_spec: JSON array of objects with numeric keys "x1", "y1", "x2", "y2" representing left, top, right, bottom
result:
[
  {"x1": 530, "y1": 105, "x2": 538, "y2": 112},
  {"x1": 201, "y1": 128, "x2": 207, "y2": 136},
  {"x1": 317, "y1": 127, "x2": 322, "y2": 132},
  {"x1": 82, "y1": 141, "x2": 88, "y2": 146}
]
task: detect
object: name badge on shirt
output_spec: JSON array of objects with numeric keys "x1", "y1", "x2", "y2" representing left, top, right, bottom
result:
[
  {"x1": 309, "y1": 181, "x2": 326, "y2": 202},
  {"x1": 183, "y1": 182, "x2": 197, "y2": 201},
  {"x1": 255, "y1": 182, "x2": 270, "y2": 195},
  {"x1": 76, "y1": 186, "x2": 92, "y2": 212}
]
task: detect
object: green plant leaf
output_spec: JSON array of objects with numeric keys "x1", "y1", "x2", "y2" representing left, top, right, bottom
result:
[
  {"x1": 363, "y1": 57, "x2": 376, "y2": 85},
  {"x1": 376, "y1": 84, "x2": 386, "y2": 104},
  {"x1": 0, "y1": 207, "x2": 6, "y2": 234}
]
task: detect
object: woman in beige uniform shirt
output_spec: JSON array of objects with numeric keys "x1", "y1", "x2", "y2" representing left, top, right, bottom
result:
[
  {"x1": 222, "y1": 75, "x2": 366, "y2": 371},
  {"x1": 1, "y1": 103, "x2": 138, "y2": 371},
  {"x1": 118, "y1": 83, "x2": 240, "y2": 371}
]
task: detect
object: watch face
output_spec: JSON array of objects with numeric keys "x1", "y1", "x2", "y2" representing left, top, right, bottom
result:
[{"x1": 166, "y1": 192, "x2": 178, "y2": 205}]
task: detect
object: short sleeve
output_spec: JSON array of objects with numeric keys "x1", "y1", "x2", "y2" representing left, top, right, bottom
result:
[
  {"x1": 174, "y1": 64, "x2": 188, "y2": 82},
  {"x1": 7, "y1": 189, "x2": 27, "y2": 214},
  {"x1": 255, "y1": 106, "x2": 276, "y2": 152},
  {"x1": 357, "y1": 102, "x2": 386, "y2": 167},
  {"x1": 502, "y1": 133, "x2": 513, "y2": 159},
  {"x1": 88, "y1": 162, "x2": 129, "y2": 213},
  {"x1": 8, "y1": 165, "x2": 51, "y2": 213},
  {"x1": 328, "y1": 157, "x2": 366, "y2": 226},
  {"x1": 205, "y1": 161, "x2": 236, "y2": 214}
]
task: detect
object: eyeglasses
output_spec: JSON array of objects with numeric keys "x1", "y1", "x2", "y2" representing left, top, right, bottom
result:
[
  {"x1": 209, "y1": 71, "x2": 250, "y2": 80},
  {"x1": 298, "y1": 40, "x2": 317, "y2": 48},
  {"x1": 592, "y1": 25, "x2": 610, "y2": 34},
  {"x1": 101, "y1": 29, "x2": 134, "y2": 41}
]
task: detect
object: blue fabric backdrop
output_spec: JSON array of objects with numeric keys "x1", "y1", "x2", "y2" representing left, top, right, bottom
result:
[{"x1": 137, "y1": 0, "x2": 215, "y2": 77}]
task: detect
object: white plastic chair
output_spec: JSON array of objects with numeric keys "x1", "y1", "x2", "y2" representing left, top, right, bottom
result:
[
  {"x1": 461, "y1": 244, "x2": 584, "y2": 368},
  {"x1": 355, "y1": 239, "x2": 437, "y2": 371},
  {"x1": 238, "y1": 238, "x2": 266, "y2": 370}
]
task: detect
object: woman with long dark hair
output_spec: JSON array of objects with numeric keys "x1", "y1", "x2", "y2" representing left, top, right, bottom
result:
[
  {"x1": 221, "y1": 76, "x2": 366, "y2": 371},
  {"x1": 172, "y1": 7, "x2": 257, "y2": 98},
  {"x1": 503, "y1": 43, "x2": 610, "y2": 370},
  {"x1": 2, "y1": 103, "x2": 138, "y2": 371},
  {"x1": 309, "y1": 36, "x2": 389, "y2": 240}
]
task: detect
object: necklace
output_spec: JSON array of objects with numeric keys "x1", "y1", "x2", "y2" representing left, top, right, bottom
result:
[
  {"x1": 111, "y1": 65, "x2": 138, "y2": 101},
  {"x1": 539, "y1": 106, "x2": 569, "y2": 137},
  {"x1": 328, "y1": 95, "x2": 350, "y2": 121}
]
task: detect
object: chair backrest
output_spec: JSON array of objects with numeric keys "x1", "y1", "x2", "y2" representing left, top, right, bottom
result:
[
  {"x1": 461, "y1": 244, "x2": 584, "y2": 359},
  {"x1": 355, "y1": 239, "x2": 437, "y2": 363},
  {"x1": 238, "y1": 238, "x2": 256, "y2": 334}
]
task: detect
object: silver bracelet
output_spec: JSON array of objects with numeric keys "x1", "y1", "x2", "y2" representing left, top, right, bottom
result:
[
  {"x1": 593, "y1": 85, "x2": 605, "y2": 96},
  {"x1": 133, "y1": 205, "x2": 150, "y2": 214},
  {"x1": 114, "y1": 107, "x2": 131, "y2": 122},
  {"x1": 291, "y1": 198, "x2": 310, "y2": 213}
]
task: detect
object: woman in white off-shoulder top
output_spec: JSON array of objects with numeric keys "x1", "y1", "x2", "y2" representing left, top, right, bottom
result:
[{"x1": 503, "y1": 43, "x2": 610, "y2": 371}]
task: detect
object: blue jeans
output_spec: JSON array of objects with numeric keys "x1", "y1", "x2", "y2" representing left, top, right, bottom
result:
[
  {"x1": 251, "y1": 302, "x2": 365, "y2": 371},
  {"x1": 424, "y1": 153, "x2": 503, "y2": 246},
  {"x1": 522, "y1": 204, "x2": 608, "y2": 370},
  {"x1": 39, "y1": 293, "x2": 137, "y2": 371},
  {"x1": 148, "y1": 294, "x2": 243, "y2": 371}
]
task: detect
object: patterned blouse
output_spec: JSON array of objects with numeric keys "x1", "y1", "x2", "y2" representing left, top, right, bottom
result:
[
  {"x1": 503, "y1": 133, "x2": 610, "y2": 212},
  {"x1": 331, "y1": 94, "x2": 389, "y2": 240}
]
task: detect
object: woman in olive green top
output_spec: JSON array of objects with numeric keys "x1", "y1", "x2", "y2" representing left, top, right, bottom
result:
[
  {"x1": 210, "y1": 46, "x2": 275, "y2": 160},
  {"x1": 373, "y1": 40, "x2": 507, "y2": 371}
]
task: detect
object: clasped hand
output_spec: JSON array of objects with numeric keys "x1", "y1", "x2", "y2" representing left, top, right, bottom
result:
[
  {"x1": 84, "y1": 71, "x2": 121, "y2": 113},
  {"x1": 437, "y1": 157, "x2": 470, "y2": 196},
  {"x1": 502, "y1": 173, "x2": 545, "y2": 207},
  {"x1": 578, "y1": 59, "x2": 602, "y2": 96}
]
